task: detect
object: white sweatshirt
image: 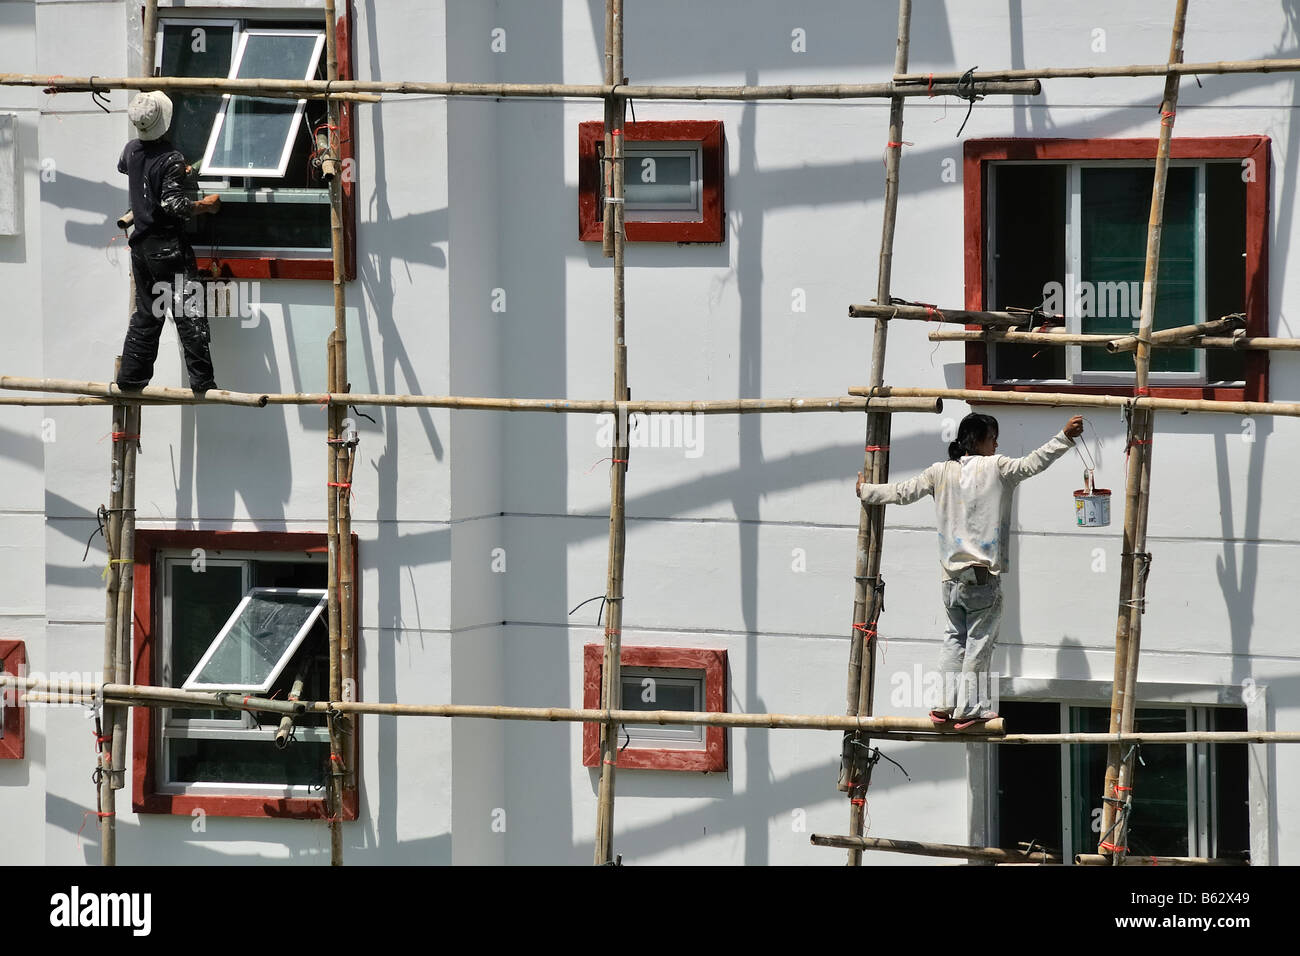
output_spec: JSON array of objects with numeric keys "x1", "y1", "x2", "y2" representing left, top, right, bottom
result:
[{"x1": 857, "y1": 431, "x2": 1075, "y2": 579}]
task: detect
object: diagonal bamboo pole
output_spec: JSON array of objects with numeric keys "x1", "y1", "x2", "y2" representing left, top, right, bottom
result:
[
  {"x1": 594, "y1": 0, "x2": 627, "y2": 867},
  {"x1": 1099, "y1": 0, "x2": 1189, "y2": 866},
  {"x1": 843, "y1": 0, "x2": 912, "y2": 867}
]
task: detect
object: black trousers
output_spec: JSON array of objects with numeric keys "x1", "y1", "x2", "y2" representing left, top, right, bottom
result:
[{"x1": 118, "y1": 234, "x2": 217, "y2": 391}]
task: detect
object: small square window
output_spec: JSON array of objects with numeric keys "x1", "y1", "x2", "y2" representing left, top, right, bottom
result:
[
  {"x1": 0, "y1": 640, "x2": 27, "y2": 760},
  {"x1": 579, "y1": 120, "x2": 725, "y2": 243},
  {"x1": 582, "y1": 645, "x2": 727, "y2": 772}
]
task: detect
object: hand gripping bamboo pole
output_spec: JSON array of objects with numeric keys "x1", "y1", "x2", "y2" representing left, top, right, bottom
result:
[
  {"x1": 1099, "y1": 0, "x2": 1189, "y2": 866},
  {"x1": 841, "y1": 0, "x2": 913, "y2": 868},
  {"x1": 594, "y1": 0, "x2": 627, "y2": 867}
]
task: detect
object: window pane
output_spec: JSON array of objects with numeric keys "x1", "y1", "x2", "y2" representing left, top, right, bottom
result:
[
  {"x1": 1211, "y1": 707, "x2": 1250, "y2": 858},
  {"x1": 994, "y1": 701, "x2": 1062, "y2": 853},
  {"x1": 1079, "y1": 167, "x2": 1197, "y2": 373},
  {"x1": 168, "y1": 561, "x2": 244, "y2": 720},
  {"x1": 1070, "y1": 706, "x2": 1189, "y2": 857},
  {"x1": 160, "y1": 22, "x2": 236, "y2": 166},
  {"x1": 619, "y1": 671, "x2": 703, "y2": 744},
  {"x1": 168, "y1": 737, "x2": 328, "y2": 786},
  {"x1": 186, "y1": 589, "x2": 327, "y2": 690},
  {"x1": 205, "y1": 31, "x2": 323, "y2": 176},
  {"x1": 1206, "y1": 163, "x2": 1247, "y2": 384},
  {"x1": 990, "y1": 164, "x2": 1067, "y2": 380},
  {"x1": 598, "y1": 145, "x2": 701, "y2": 218}
]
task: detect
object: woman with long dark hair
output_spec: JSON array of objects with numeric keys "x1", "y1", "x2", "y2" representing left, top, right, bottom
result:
[{"x1": 856, "y1": 412, "x2": 1084, "y2": 728}]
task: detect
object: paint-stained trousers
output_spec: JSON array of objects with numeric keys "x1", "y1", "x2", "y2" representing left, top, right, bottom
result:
[
  {"x1": 939, "y1": 572, "x2": 1003, "y2": 718},
  {"x1": 117, "y1": 234, "x2": 216, "y2": 391}
]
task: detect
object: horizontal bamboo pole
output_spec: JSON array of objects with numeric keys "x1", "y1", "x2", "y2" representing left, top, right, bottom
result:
[
  {"x1": 1107, "y1": 316, "x2": 1245, "y2": 353},
  {"x1": 0, "y1": 377, "x2": 941, "y2": 414},
  {"x1": 850, "y1": 303, "x2": 1038, "y2": 327},
  {"x1": 0, "y1": 396, "x2": 113, "y2": 406},
  {"x1": 897, "y1": 57, "x2": 1300, "y2": 84},
  {"x1": 811, "y1": 834, "x2": 1061, "y2": 863},
  {"x1": 854, "y1": 385, "x2": 1300, "y2": 418},
  {"x1": 1074, "y1": 853, "x2": 1247, "y2": 866},
  {"x1": 0, "y1": 72, "x2": 1041, "y2": 102},
  {"x1": 926, "y1": 329, "x2": 1289, "y2": 350}
]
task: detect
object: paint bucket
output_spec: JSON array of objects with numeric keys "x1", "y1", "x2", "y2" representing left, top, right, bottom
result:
[{"x1": 1074, "y1": 469, "x2": 1111, "y2": 527}]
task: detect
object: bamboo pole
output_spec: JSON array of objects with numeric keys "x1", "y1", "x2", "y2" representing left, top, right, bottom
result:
[
  {"x1": 843, "y1": 0, "x2": 913, "y2": 867},
  {"x1": 1101, "y1": 0, "x2": 1188, "y2": 867},
  {"x1": 141, "y1": 2, "x2": 159, "y2": 78},
  {"x1": 811, "y1": 834, "x2": 1062, "y2": 863},
  {"x1": 850, "y1": 303, "x2": 1036, "y2": 326},
  {"x1": 896, "y1": 57, "x2": 1300, "y2": 85},
  {"x1": 927, "y1": 329, "x2": 1298, "y2": 350},
  {"x1": 594, "y1": 0, "x2": 628, "y2": 868},
  {"x1": 1106, "y1": 315, "x2": 1244, "y2": 353},
  {"x1": 3, "y1": 72, "x2": 1039, "y2": 101},
  {"x1": 109, "y1": 402, "x2": 140, "y2": 797},
  {"x1": 275, "y1": 675, "x2": 308, "y2": 749},
  {"x1": 323, "y1": 0, "x2": 346, "y2": 869},
  {"x1": 1075, "y1": 853, "x2": 1247, "y2": 866},
  {"x1": 98, "y1": 361, "x2": 127, "y2": 867},
  {"x1": 855, "y1": 386, "x2": 1300, "y2": 419},
  {"x1": 0, "y1": 377, "x2": 944, "y2": 413}
]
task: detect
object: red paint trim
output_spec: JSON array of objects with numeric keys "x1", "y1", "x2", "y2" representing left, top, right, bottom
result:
[
  {"x1": 195, "y1": 2, "x2": 357, "y2": 282},
  {"x1": 581, "y1": 644, "x2": 727, "y2": 772},
  {"x1": 962, "y1": 136, "x2": 1270, "y2": 402},
  {"x1": 131, "y1": 530, "x2": 359, "y2": 820},
  {"x1": 0, "y1": 640, "x2": 26, "y2": 760},
  {"x1": 579, "y1": 120, "x2": 726, "y2": 243}
]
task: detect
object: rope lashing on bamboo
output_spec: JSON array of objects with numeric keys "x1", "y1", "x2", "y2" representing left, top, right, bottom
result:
[
  {"x1": 954, "y1": 67, "x2": 981, "y2": 136},
  {"x1": 865, "y1": 445, "x2": 889, "y2": 452}
]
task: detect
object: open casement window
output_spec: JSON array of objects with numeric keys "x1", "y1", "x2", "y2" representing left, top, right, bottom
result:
[
  {"x1": 182, "y1": 587, "x2": 327, "y2": 693},
  {"x1": 582, "y1": 645, "x2": 727, "y2": 772},
  {"x1": 132, "y1": 530, "x2": 358, "y2": 819},
  {"x1": 991, "y1": 700, "x2": 1250, "y2": 862},
  {"x1": 154, "y1": 12, "x2": 356, "y2": 279},
  {"x1": 964, "y1": 137, "x2": 1269, "y2": 402}
]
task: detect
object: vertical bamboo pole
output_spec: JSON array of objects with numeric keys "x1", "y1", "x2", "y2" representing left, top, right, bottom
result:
[
  {"x1": 110, "y1": 401, "x2": 140, "y2": 798},
  {"x1": 323, "y1": 0, "x2": 347, "y2": 867},
  {"x1": 593, "y1": 0, "x2": 627, "y2": 866},
  {"x1": 99, "y1": 360, "x2": 127, "y2": 866},
  {"x1": 141, "y1": 1, "x2": 159, "y2": 75},
  {"x1": 843, "y1": 0, "x2": 911, "y2": 867},
  {"x1": 1099, "y1": 0, "x2": 1188, "y2": 864}
]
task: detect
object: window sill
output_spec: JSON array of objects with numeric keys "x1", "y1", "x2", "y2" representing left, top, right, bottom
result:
[
  {"x1": 197, "y1": 255, "x2": 344, "y2": 282},
  {"x1": 132, "y1": 791, "x2": 356, "y2": 821}
]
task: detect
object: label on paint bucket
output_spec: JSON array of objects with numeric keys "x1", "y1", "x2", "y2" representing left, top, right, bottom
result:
[{"x1": 1074, "y1": 489, "x2": 1112, "y2": 527}]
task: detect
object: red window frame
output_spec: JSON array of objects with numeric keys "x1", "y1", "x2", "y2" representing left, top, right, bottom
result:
[
  {"x1": 131, "y1": 530, "x2": 359, "y2": 820},
  {"x1": 578, "y1": 120, "x2": 726, "y2": 243},
  {"x1": 582, "y1": 644, "x2": 727, "y2": 772},
  {"x1": 191, "y1": 4, "x2": 357, "y2": 281},
  {"x1": 963, "y1": 136, "x2": 1269, "y2": 402},
  {"x1": 0, "y1": 640, "x2": 26, "y2": 760}
]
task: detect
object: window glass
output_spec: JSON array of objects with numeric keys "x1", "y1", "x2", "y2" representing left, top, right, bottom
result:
[
  {"x1": 619, "y1": 670, "x2": 703, "y2": 745},
  {"x1": 159, "y1": 22, "x2": 237, "y2": 167},
  {"x1": 168, "y1": 737, "x2": 329, "y2": 786},
  {"x1": 168, "y1": 560, "x2": 244, "y2": 720},
  {"x1": 184, "y1": 588, "x2": 327, "y2": 691}
]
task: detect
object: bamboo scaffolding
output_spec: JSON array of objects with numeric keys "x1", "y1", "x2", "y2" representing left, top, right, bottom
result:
[
  {"x1": 896, "y1": 56, "x2": 1300, "y2": 85},
  {"x1": 811, "y1": 834, "x2": 1062, "y2": 863},
  {"x1": 0, "y1": 72, "x2": 1040, "y2": 102},
  {"x1": 594, "y1": 0, "x2": 628, "y2": 868},
  {"x1": 98, "y1": 361, "x2": 127, "y2": 867},
  {"x1": 853, "y1": 386, "x2": 1300, "y2": 418},
  {"x1": 323, "y1": 0, "x2": 348, "y2": 868},
  {"x1": 0, "y1": 377, "x2": 941, "y2": 413},
  {"x1": 927, "y1": 329, "x2": 1300, "y2": 351},
  {"x1": 850, "y1": 303, "x2": 1031, "y2": 327},
  {"x1": 1100, "y1": 0, "x2": 1189, "y2": 867},
  {"x1": 1106, "y1": 315, "x2": 1244, "y2": 353},
  {"x1": 842, "y1": 0, "x2": 913, "y2": 869},
  {"x1": 1075, "y1": 853, "x2": 1247, "y2": 866}
]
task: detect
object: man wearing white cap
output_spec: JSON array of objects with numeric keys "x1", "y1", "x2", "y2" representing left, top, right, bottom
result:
[{"x1": 116, "y1": 90, "x2": 222, "y2": 392}]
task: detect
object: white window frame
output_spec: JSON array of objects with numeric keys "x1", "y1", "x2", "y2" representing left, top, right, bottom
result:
[
  {"x1": 619, "y1": 666, "x2": 706, "y2": 749},
  {"x1": 158, "y1": 551, "x2": 329, "y2": 798},
  {"x1": 182, "y1": 586, "x2": 328, "y2": 693},
  {"x1": 987, "y1": 160, "x2": 1221, "y2": 387},
  {"x1": 603, "y1": 142, "x2": 704, "y2": 222},
  {"x1": 200, "y1": 27, "x2": 326, "y2": 179},
  {"x1": 970, "y1": 677, "x2": 1269, "y2": 865}
]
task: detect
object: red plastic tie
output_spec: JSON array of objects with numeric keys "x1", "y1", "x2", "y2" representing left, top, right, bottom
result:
[
  {"x1": 927, "y1": 73, "x2": 935, "y2": 96},
  {"x1": 610, "y1": 458, "x2": 628, "y2": 464},
  {"x1": 1134, "y1": 386, "x2": 1151, "y2": 396},
  {"x1": 865, "y1": 445, "x2": 889, "y2": 452},
  {"x1": 1129, "y1": 439, "x2": 1152, "y2": 446},
  {"x1": 850, "y1": 796, "x2": 866, "y2": 806},
  {"x1": 604, "y1": 629, "x2": 621, "y2": 637},
  {"x1": 329, "y1": 752, "x2": 345, "y2": 764},
  {"x1": 1114, "y1": 785, "x2": 1134, "y2": 792},
  {"x1": 1099, "y1": 841, "x2": 1129, "y2": 853},
  {"x1": 111, "y1": 432, "x2": 141, "y2": 442},
  {"x1": 1160, "y1": 110, "x2": 1176, "y2": 128},
  {"x1": 885, "y1": 141, "x2": 912, "y2": 149},
  {"x1": 611, "y1": 129, "x2": 623, "y2": 137}
]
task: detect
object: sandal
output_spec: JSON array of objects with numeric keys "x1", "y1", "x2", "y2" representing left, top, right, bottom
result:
[
  {"x1": 929, "y1": 707, "x2": 953, "y2": 725},
  {"x1": 953, "y1": 710, "x2": 998, "y2": 730}
]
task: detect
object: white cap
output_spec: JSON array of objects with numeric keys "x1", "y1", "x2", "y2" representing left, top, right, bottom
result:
[{"x1": 128, "y1": 91, "x2": 173, "y2": 141}]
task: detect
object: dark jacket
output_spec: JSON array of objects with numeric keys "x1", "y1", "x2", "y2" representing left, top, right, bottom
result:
[{"x1": 119, "y1": 138, "x2": 196, "y2": 247}]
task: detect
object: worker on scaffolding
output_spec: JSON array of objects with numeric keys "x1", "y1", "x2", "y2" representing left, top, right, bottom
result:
[
  {"x1": 856, "y1": 413, "x2": 1084, "y2": 728},
  {"x1": 115, "y1": 91, "x2": 222, "y2": 393}
]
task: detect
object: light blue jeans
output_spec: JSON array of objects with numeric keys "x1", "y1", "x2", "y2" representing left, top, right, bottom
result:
[{"x1": 939, "y1": 572, "x2": 1003, "y2": 718}]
